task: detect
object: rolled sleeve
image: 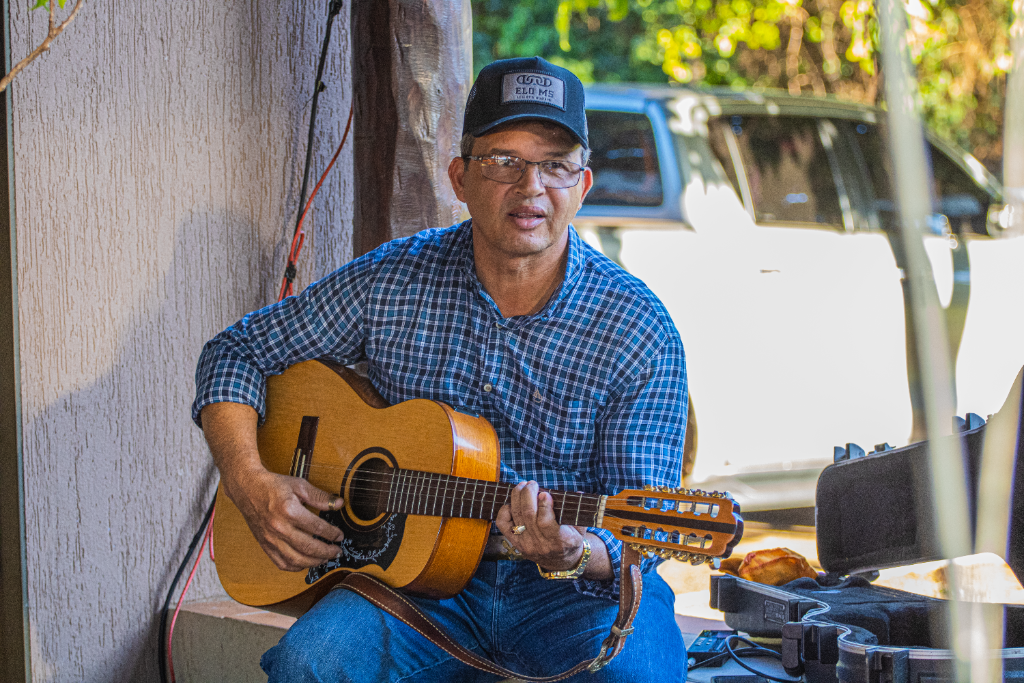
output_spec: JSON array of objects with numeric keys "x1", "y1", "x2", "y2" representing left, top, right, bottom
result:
[{"x1": 191, "y1": 248, "x2": 385, "y2": 427}]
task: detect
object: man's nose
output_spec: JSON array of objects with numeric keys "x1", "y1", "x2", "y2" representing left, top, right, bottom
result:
[{"x1": 515, "y1": 162, "x2": 546, "y2": 193}]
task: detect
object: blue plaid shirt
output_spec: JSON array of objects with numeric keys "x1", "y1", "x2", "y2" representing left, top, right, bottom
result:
[{"x1": 193, "y1": 220, "x2": 688, "y2": 600}]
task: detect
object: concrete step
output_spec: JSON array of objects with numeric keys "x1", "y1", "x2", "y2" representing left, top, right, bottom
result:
[{"x1": 172, "y1": 599, "x2": 720, "y2": 682}]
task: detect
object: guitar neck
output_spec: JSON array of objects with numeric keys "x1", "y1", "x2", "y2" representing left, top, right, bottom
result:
[{"x1": 379, "y1": 469, "x2": 605, "y2": 528}]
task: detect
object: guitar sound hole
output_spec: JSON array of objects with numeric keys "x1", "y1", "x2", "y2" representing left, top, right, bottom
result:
[{"x1": 348, "y1": 458, "x2": 391, "y2": 521}]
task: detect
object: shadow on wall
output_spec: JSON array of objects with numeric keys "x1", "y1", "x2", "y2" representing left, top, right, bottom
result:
[{"x1": 22, "y1": 208, "x2": 289, "y2": 681}]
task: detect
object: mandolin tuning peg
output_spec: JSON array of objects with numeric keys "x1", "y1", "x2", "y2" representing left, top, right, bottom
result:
[
  {"x1": 643, "y1": 484, "x2": 654, "y2": 491},
  {"x1": 689, "y1": 554, "x2": 707, "y2": 566},
  {"x1": 674, "y1": 551, "x2": 691, "y2": 562},
  {"x1": 658, "y1": 548, "x2": 672, "y2": 558}
]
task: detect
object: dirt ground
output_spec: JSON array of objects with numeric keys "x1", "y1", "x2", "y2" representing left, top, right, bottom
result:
[{"x1": 658, "y1": 522, "x2": 1024, "y2": 621}]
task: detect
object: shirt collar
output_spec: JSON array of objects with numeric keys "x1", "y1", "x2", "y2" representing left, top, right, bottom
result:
[{"x1": 456, "y1": 219, "x2": 590, "y2": 321}]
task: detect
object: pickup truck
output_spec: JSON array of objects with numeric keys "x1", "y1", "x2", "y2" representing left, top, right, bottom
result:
[{"x1": 575, "y1": 84, "x2": 1024, "y2": 515}]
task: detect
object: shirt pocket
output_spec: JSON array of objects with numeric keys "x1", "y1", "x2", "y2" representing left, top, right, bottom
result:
[{"x1": 519, "y1": 387, "x2": 598, "y2": 473}]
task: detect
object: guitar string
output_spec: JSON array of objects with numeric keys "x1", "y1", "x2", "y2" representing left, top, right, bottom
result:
[
  {"x1": 299, "y1": 465, "x2": 719, "y2": 511},
  {"x1": 326, "y1": 472, "x2": 605, "y2": 515}
]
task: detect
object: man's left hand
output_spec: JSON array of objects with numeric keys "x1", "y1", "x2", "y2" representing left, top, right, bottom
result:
[{"x1": 495, "y1": 481, "x2": 610, "y2": 578}]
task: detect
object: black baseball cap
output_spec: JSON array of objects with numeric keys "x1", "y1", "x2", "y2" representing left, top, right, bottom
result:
[{"x1": 463, "y1": 57, "x2": 588, "y2": 148}]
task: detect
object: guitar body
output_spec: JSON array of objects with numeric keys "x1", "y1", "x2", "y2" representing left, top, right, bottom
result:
[{"x1": 212, "y1": 360, "x2": 500, "y2": 616}]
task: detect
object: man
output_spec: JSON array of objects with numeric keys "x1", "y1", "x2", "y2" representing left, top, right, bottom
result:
[{"x1": 194, "y1": 57, "x2": 688, "y2": 682}]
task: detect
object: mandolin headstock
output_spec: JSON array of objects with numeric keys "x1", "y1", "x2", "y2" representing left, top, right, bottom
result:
[{"x1": 599, "y1": 486, "x2": 744, "y2": 565}]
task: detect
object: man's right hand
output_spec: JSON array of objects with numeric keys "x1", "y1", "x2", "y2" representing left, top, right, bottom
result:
[
  {"x1": 201, "y1": 401, "x2": 345, "y2": 572},
  {"x1": 225, "y1": 466, "x2": 345, "y2": 571}
]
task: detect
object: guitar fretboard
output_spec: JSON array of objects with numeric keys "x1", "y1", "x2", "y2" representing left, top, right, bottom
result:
[{"x1": 379, "y1": 469, "x2": 602, "y2": 527}]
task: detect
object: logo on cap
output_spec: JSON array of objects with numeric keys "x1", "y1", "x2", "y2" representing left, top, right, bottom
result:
[{"x1": 501, "y1": 72, "x2": 565, "y2": 110}]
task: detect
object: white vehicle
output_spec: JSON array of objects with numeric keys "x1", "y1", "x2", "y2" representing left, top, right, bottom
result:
[{"x1": 575, "y1": 85, "x2": 1024, "y2": 517}]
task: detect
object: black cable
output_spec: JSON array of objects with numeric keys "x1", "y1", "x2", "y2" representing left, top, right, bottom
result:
[
  {"x1": 282, "y1": 0, "x2": 345, "y2": 294},
  {"x1": 688, "y1": 646, "x2": 771, "y2": 671},
  {"x1": 723, "y1": 635, "x2": 803, "y2": 683},
  {"x1": 159, "y1": 495, "x2": 217, "y2": 683}
]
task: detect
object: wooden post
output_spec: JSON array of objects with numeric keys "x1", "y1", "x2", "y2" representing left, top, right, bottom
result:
[{"x1": 351, "y1": 0, "x2": 471, "y2": 256}]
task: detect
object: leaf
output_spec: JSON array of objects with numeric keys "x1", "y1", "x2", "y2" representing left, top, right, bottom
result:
[{"x1": 30, "y1": 0, "x2": 48, "y2": 10}]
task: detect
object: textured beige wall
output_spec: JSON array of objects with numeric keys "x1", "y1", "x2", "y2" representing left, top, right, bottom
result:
[{"x1": 10, "y1": 2, "x2": 352, "y2": 680}]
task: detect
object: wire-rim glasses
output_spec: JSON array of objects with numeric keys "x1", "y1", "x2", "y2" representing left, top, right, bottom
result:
[{"x1": 462, "y1": 155, "x2": 584, "y2": 189}]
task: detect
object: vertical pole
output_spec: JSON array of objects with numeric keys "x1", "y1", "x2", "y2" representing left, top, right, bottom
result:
[
  {"x1": 0, "y1": 0, "x2": 28, "y2": 679},
  {"x1": 351, "y1": 0, "x2": 397, "y2": 257},
  {"x1": 875, "y1": 0, "x2": 978, "y2": 678}
]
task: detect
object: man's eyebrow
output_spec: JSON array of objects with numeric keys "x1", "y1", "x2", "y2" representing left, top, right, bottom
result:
[{"x1": 485, "y1": 147, "x2": 579, "y2": 160}]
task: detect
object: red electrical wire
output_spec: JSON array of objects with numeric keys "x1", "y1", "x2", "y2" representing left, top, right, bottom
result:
[
  {"x1": 165, "y1": 102, "x2": 354, "y2": 682},
  {"x1": 167, "y1": 506, "x2": 215, "y2": 683},
  {"x1": 278, "y1": 103, "x2": 356, "y2": 301}
]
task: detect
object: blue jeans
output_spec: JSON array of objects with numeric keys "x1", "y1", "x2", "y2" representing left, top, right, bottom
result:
[{"x1": 261, "y1": 560, "x2": 687, "y2": 682}]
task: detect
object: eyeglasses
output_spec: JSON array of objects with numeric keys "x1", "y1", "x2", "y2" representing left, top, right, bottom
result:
[{"x1": 462, "y1": 155, "x2": 584, "y2": 189}]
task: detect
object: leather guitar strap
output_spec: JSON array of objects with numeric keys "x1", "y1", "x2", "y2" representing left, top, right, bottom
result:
[{"x1": 340, "y1": 544, "x2": 645, "y2": 681}]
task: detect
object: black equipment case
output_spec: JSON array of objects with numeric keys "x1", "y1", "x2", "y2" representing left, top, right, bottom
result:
[{"x1": 709, "y1": 371, "x2": 1024, "y2": 683}]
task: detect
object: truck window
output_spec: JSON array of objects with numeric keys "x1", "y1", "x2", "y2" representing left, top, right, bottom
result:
[
  {"x1": 850, "y1": 122, "x2": 992, "y2": 235},
  {"x1": 724, "y1": 115, "x2": 844, "y2": 227},
  {"x1": 584, "y1": 110, "x2": 664, "y2": 207}
]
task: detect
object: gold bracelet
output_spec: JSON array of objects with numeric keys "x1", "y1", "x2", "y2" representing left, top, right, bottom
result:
[{"x1": 537, "y1": 538, "x2": 591, "y2": 580}]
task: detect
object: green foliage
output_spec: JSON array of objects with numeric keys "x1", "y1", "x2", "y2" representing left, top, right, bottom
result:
[
  {"x1": 472, "y1": 0, "x2": 1014, "y2": 170},
  {"x1": 31, "y1": 0, "x2": 68, "y2": 9}
]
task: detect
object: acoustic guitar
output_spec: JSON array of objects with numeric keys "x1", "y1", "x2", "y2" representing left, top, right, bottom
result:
[{"x1": 212, "y1": 360, "x2": 743, "y2": 617}]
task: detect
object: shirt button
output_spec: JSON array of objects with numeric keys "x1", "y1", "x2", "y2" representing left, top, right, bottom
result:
[{"x1": 483, "y1": 383, "x2": 493, "y2": 392}]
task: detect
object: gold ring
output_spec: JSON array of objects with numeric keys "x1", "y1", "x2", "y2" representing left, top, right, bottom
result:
[
  {"x1": 512, "y1": 524, "x2": 527, "y2": 535},
  {"x1": 328, "y1": 497, "x2": 340, "y2": 512}
]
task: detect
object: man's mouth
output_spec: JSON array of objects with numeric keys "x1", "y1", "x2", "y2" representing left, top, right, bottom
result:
[{"x1": 509, "y1": 207, "x2": 546, "y2": 227}]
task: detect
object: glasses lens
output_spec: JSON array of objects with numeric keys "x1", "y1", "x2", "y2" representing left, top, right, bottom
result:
[
  {"x1": 476, "y1": 156, "x2": 582, "y2": 188},
  {"x1": 480, "y1": 157, "x2": 525, "y2": 184},
  {"x1": 539, "y1": 161, "x2": 582, "y2": 189}
]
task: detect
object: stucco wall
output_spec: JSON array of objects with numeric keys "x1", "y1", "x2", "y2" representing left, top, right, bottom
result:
[{"x1": 10, "y1": 2, "x2": 352, "y2": 680}]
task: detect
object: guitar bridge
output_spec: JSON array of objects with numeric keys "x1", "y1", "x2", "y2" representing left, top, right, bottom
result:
[{"x1": 289, "y1": 416, "x2": 320, "y2": 480}]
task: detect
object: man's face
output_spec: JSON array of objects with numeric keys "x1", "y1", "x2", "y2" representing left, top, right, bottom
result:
[{"x1": 448, "y1": 121, "x2": 593, "y2": 263}]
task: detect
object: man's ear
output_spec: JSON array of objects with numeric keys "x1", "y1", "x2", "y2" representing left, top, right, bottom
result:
[
  {"x1": 448, "y1": 157, "x2": 467, "y2": 202},
  {"x1": 576, "y1": 167, "x2": 594, "y2": 211}
]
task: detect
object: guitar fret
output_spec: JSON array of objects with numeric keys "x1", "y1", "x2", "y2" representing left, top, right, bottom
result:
[
  {"x1": 436, "y1": 473, "x2": 445, "y2": 517},
  {"x1": 409, "y1": 471, "x2": 418, "y2": 515},
  {"x1": 556, "y1": 492, "x2": 566, "y2": 525},
  {"x1": 575, "y1": 492, "x2": 583, "y2": 526},
  {"x1": 419, "y1": 472, "x2": 428, "y2": 516},
  {"x1": 429, "y1": 472, "x2": 438, "y2": 517},
  {"x1": 442, "y1": 473, "x2": 451, "y2": 518}
]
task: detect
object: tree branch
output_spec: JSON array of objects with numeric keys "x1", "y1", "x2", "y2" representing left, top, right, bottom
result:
[{"x1": 0, "y1": 0, "x2": 86, "y2": 94}]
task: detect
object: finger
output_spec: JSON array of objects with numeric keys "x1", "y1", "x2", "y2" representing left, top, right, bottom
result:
[
  {"x1": 291, "y1": 482, "x2": 345, "y2": 542},
  {"x1": 495, "y1": 503, "x2": 513, "y2": 534},
  {"x1": 286, "y1": 498, "x2": 346, "y2": 543},
  {"x1": 296, "y1": 480, "x2": 343, "y2": 513},
  {"x1": 268, "y1": 538, "x2": 339, "y2": 572},
  {"x1": 259, "y1": 517, "x2": 340, "y2": 569},
  {"x1": 535, "y1": 491, "x2": 559, "y2": 530},
  {"x1": 512, "y1": 481, "x2": 539, "y2": 527}
]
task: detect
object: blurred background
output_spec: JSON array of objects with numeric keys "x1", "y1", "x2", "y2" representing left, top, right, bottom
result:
[{"x1": 472, "y1": 0, "x2": 1011, "y2": 174}]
